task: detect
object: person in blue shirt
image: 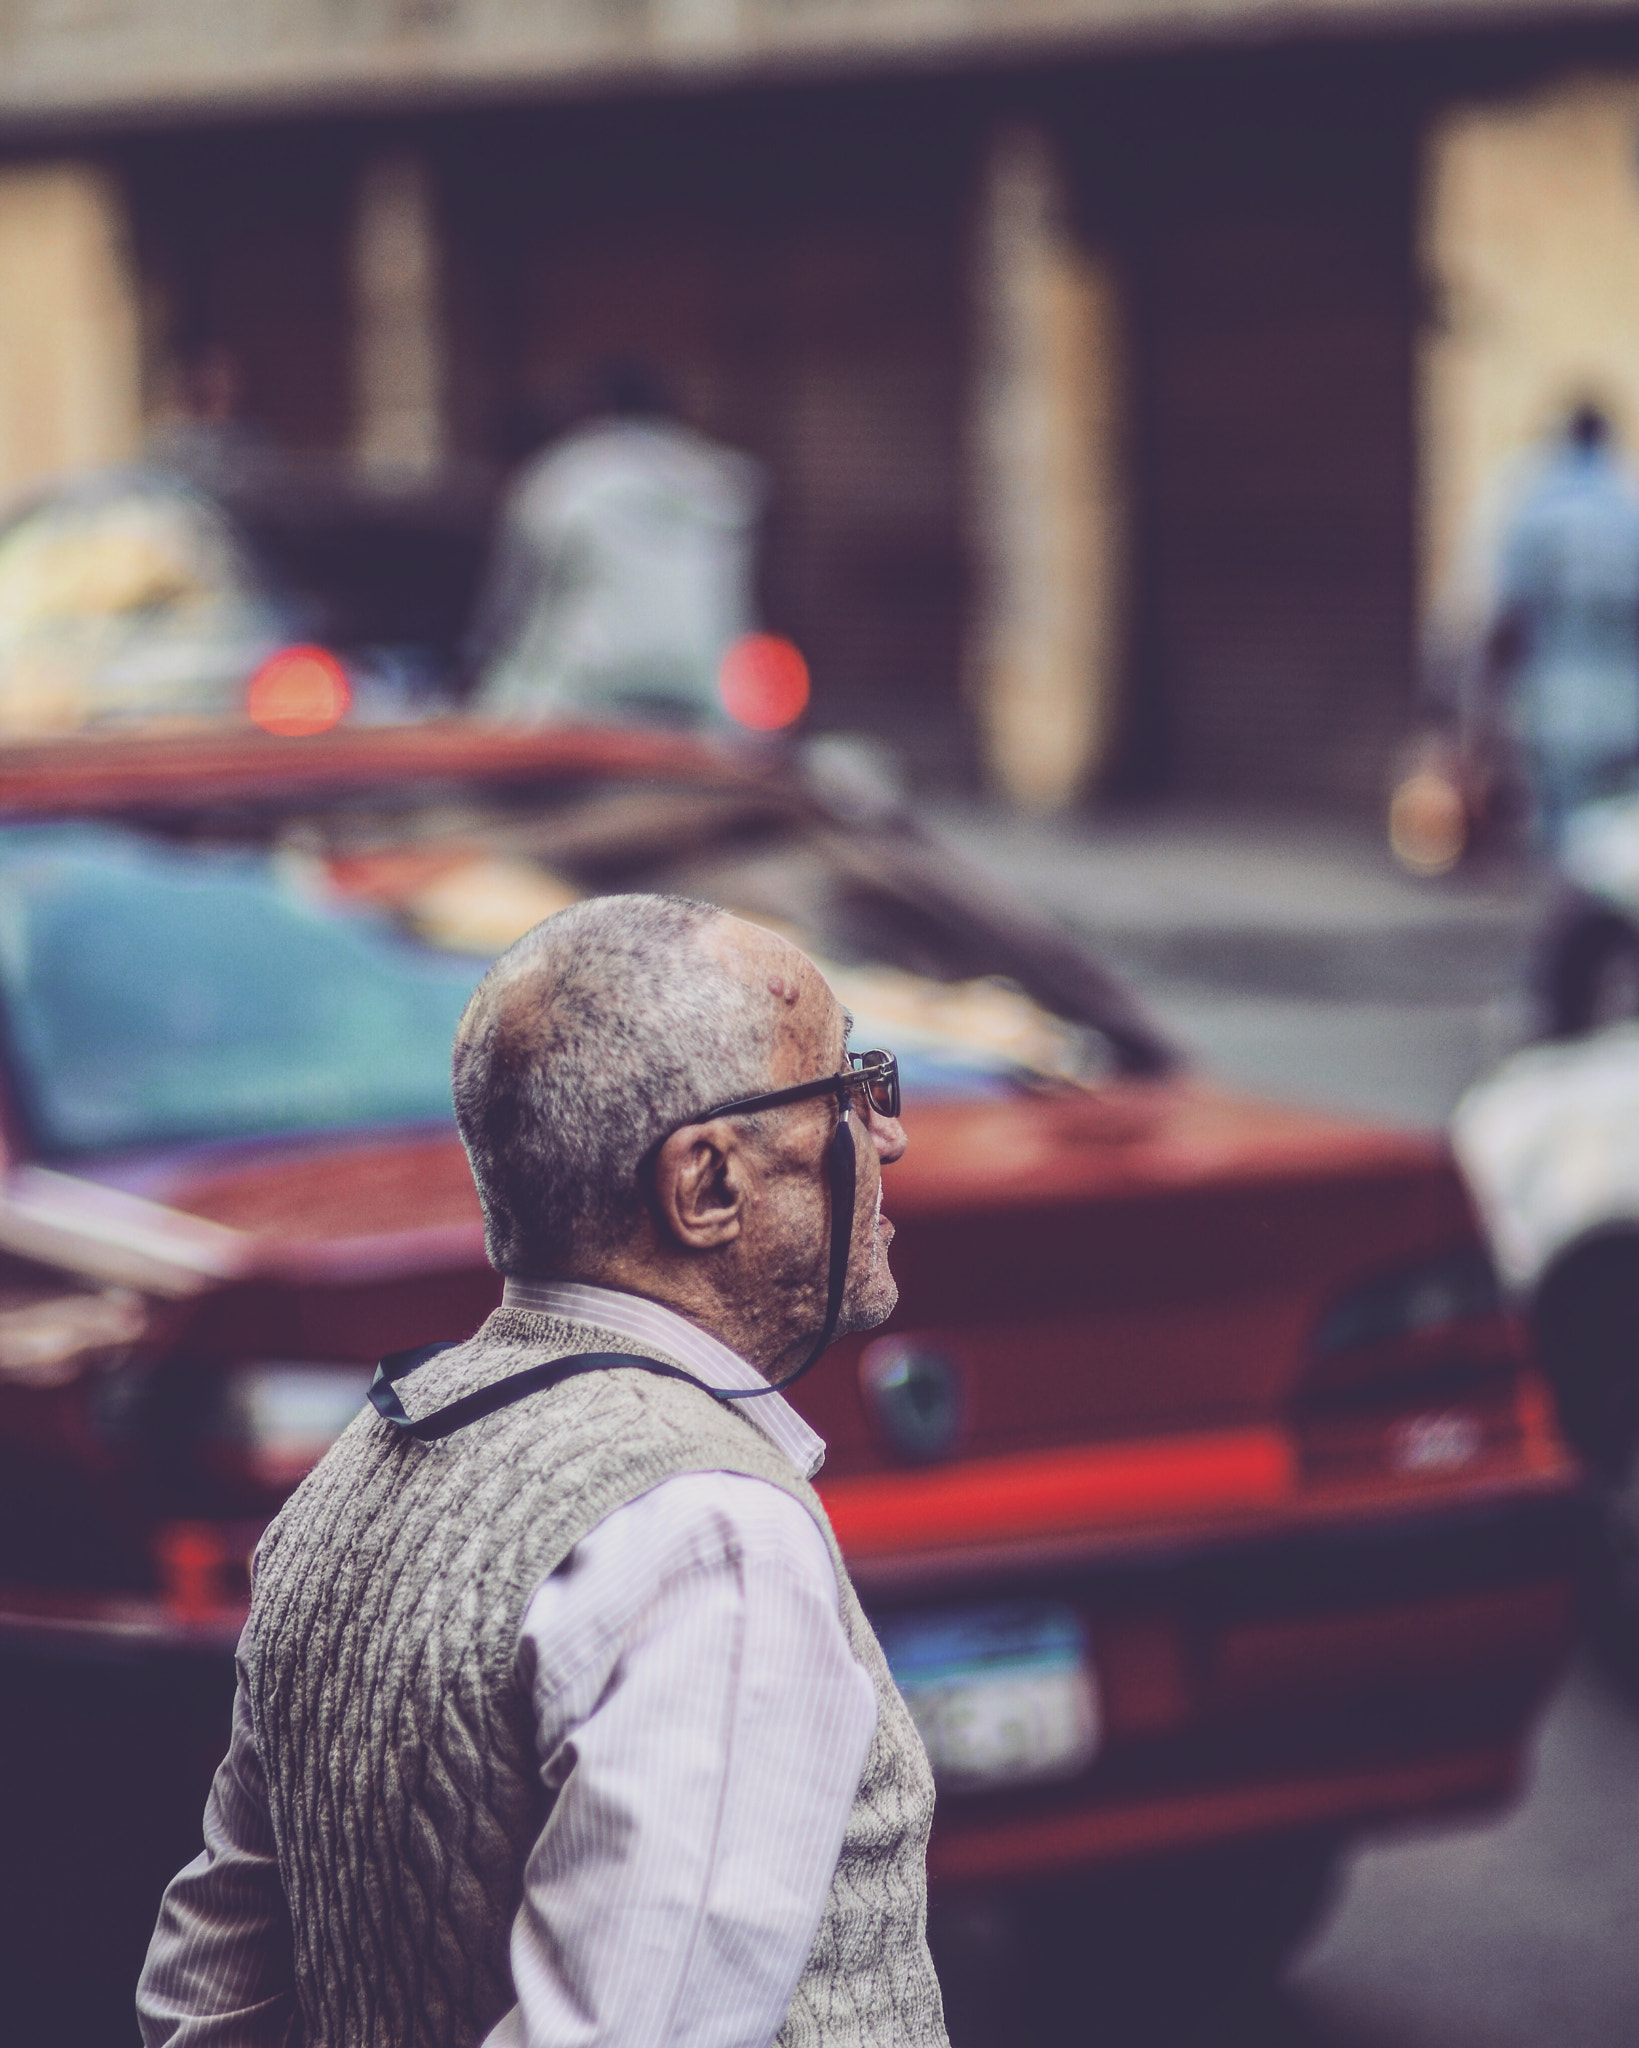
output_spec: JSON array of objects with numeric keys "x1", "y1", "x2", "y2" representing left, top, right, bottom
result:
[{"x1": 1487, "y1": 404, "x2": 1639, "y2": 848}]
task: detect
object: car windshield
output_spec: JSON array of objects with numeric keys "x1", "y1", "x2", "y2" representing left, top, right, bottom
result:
[
  {"x1": 0, "y1": 771, "x2": 1144, "y2": 1159},
  {"x1": 0, "y1": 825, "x2": 480, "y2": 1156}
]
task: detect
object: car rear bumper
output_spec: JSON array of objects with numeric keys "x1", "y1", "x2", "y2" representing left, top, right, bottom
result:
[
  {"x1": 0, "y1": 1469, "x2": 1584, "y2": 1886},
  {"x1": 850, "y1": 1472, "x2": 1584, "y2": 1881}
]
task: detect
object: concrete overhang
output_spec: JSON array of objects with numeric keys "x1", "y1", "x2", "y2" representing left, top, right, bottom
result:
[{"x1": 0, "y1": 0, "x2": 1637, "y2": 139}]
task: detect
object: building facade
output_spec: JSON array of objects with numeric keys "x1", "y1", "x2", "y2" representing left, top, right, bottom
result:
[{"x1": 2, "y1": 0, "x2": 1638, "y2": 805}]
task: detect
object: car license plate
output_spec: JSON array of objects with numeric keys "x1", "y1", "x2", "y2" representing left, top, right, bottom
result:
[{"x1": 874, "y1": 1600, "x2": 1100, "y2": 1793}]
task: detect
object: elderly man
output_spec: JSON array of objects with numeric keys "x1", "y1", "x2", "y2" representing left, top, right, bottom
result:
[{"x1": 137, "y1": 894, "x2": 948, "y2": 2048}]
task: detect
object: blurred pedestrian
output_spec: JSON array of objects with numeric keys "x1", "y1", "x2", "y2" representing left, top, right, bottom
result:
[
  {"x1": 147, "y1": 343, "x2": 275, "y2": 498},
  {"x1": 470, "y1": 361, "x2": 765, "y2": 729},
  {"x1": 137, "y1": 896, "x2": 947, "y2": 2048},
  {"x1": 1484, "y1": 403, "x2": 1639, "y2": 848}
]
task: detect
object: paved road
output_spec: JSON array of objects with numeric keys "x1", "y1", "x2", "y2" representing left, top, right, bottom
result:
[
  {"x1": 1274, "y1": 1655, "x2": 1639, "y2": 2048},
  {"x1": 925, "y1": 803, "x2": 1639, "y2": 2048},
  {"x1": 927, "y1": 803, "x2": 1542, "y2": 1131}
]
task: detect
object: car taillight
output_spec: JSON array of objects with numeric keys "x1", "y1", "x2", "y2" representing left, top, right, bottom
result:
[
  {"x1": 1298, "y1": 1245, "x2": 1535, "y2": 1483},
  {"x1": 1302, "y1": 1246, "x2": 1518, "y2": 1400},
  {"x1": 1315, "y1": 1246, "x2": 1501, "y2": 1356},
  {"x1": 247, "y1": 644, "x2": 350, "y2": 736}
]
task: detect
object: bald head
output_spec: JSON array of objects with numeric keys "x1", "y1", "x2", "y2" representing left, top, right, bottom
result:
[{"x1": 452, "y1": 895, "x2": 798, "y2": 1276}]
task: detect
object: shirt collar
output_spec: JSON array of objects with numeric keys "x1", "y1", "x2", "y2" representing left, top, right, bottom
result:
[{"x1": 499, "y1": 1276, "x2": 827, "y2": 1480}]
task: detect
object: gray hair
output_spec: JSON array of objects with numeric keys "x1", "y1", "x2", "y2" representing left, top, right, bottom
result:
[{"x1": 452, "y1": 894, "x2": 781, "y2": 1276}]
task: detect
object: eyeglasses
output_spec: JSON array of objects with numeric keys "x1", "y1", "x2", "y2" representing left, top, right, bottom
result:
[{"x1": 694, "y1": 1048, "x2": 900, "y2": 1126}]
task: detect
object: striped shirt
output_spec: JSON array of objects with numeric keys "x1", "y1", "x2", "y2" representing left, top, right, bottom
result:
[
  {"x1": 497, "y1": 1276, "x2": 826, "y2": 1477},
  {"x1": 137, "y1": 1286, "x2": 877, "y2": 2048}
]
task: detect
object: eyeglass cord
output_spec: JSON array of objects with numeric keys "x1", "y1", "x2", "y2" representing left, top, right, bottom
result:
[
  {"x1": 369, "y1": 1105, "x2": 859, "y2": 1435},
  {"x1": 713, "y1": 1101, "x2": 856, "y2": 1398}
]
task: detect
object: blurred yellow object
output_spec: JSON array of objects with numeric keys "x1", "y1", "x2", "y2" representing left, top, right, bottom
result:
[
  {"x1": 1389, "y1": 768, "x2": 1468, "y2": 876},
  {"x1": 720, "y1": 905, "x2": 1098, "y2": 1082},
  {"x1": 403, "y1": 857, "x2": 581, "y2": 955},
  {"x1": 0, "y1": 644, "x2": 90, "y2": 734},
  {"x1": 0, "y1": 479, "x2": 281, "y2": 733},
  {"x1": 0, "y1": 1286, "x2": 147, "y2": 1389},
  {"x1": 823, "y1": 962, "x2": 1094, "y2": 1082},
  {"x1": 0, "y1": 499, "x2": 208, "y2": 625}
]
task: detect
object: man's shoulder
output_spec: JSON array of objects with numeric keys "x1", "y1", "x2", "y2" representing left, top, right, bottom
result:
[
  {"x1": 248, "y1": 1309, "x2": 825, "y2": 1641},
  {"x1": 565, "y1": 1468, "x2": 840, "y2": 1606}
]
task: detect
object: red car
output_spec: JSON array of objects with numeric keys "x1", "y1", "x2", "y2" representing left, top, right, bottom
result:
[{"x1": 0, "y1": 723, "x2": 1578, "y2": 2036}]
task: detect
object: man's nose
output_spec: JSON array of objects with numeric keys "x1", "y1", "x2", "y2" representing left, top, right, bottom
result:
[{"x1": 868, "y1": 1108, "x2": 907, "y2": 1166}]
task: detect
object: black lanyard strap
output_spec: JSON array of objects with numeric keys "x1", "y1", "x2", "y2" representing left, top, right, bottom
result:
[
  {"x1": 368, "y1": 1346, "x2": 738, "y2": 1443},
  {"x1": 725, "y1": 1102, "x2": 858, "y2": 1400},
  {"x1": 370, "y1": 1101, "x2": 859, "y2": 1443},
  {"x1": 370, "y1": 1109, "x2": 859, "y2": 1436}
]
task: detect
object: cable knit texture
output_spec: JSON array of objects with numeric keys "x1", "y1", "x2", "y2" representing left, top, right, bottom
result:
[{"x1": 243, "y1": 1305, "x2": 949, "y2": 2048}]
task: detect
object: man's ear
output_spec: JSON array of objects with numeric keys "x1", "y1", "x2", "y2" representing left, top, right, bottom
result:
[{"x1": 651, "y1": 1119, "x2": 747, "y2": 1250}]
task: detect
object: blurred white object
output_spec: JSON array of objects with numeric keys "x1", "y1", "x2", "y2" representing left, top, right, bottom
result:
[
  {"x1": 472, "y1": 416, "x2": 764, "y2": 729},
  {"x1": 799, "y1": 732, "x2": 906, "y2": 823},
  {"x1": 222, "y1": 1360, "x2": 375, "y2": 1487},
  {"x1": 1454, "y1": 1023, "x2": 1639, "y2": 1291},
  {"x1": 825, "y1": 962, "x2": 1103, "y2": 1086},
  {"x1": 1561, "y1": 792, "x2": 1639, "y2": 909},
  {"x1": 1390, "y1": 1410, "x2": 1484, "y2": 1475}
]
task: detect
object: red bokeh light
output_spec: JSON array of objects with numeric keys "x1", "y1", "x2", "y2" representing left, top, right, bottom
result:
[
  {"x1": 718, "y1": 633, "x2": 810, "y2": 731},
  {"x1": 247, "y1": 645, "x2": 351, "y2": 737}
]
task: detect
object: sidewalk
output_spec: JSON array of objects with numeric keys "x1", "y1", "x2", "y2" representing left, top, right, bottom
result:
[
  {"x1": 919, "y1": 802, "x2": 1548, "y2": 1128},
  {"x1": 923, "y1": 802, "x2": 1545, "y2": 1006}
]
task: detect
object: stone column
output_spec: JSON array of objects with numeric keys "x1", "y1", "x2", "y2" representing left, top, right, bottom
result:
[
  {"x1": 351, "y1": 150, "x2": 447, "y2": 481},
  {"x1": 0, "y1": 161, "x2": 142, "y2": 502},
  {"x1": 968, "y1": 123, "x2": 1125, "y2": 813}
]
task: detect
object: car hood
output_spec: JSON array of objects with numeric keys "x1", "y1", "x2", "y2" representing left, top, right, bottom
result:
[
  {"x1": 0, "y1": 1078, "x2": 1485, "y2": 1473},
  {"x1": 0, "y1": 1074, "x2": 1456, "y2": 1301},
  {"x1": 0, "y1": 1128, "x2": 488, "y2": 1296}
]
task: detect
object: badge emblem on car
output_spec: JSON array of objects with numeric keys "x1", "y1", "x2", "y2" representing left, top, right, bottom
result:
[{"x1": 860, "y1": 1339, "x2": 966, "y2": 1464}]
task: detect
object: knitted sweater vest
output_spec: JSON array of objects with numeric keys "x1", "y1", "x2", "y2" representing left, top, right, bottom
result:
[{"x1": 242, "y1": 1305, "x2": 950, "y2": 2048}]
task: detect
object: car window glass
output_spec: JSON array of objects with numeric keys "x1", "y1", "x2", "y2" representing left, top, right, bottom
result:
[
  {"x1": 289, "y1": 778, "x2": 1122, "y2": 1096},
  {"x1": 0, "y1": 766, "x2": 1151, "y2": 1158},
  {"x1": 0, "y1": 825, "x2": 479, "y2": 1157}
]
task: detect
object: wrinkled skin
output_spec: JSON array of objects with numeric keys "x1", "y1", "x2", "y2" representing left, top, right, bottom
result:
[{"x1": 580, "y1": 914, "x2": 908, "y2": 1384}]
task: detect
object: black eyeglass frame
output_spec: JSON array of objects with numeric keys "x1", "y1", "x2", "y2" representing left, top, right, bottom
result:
[{"x1": 692, "y1": 1048, "x2": 900, "y2": 1126}]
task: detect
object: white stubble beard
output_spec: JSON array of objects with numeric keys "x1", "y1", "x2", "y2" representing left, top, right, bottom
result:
[{"x1": 839, "y1": 1178, "x2": 898, "y2": 1336}]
